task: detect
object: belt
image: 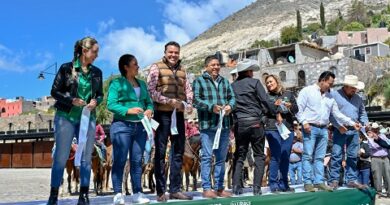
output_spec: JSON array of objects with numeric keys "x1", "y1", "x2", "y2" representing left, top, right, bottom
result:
[
  {"x1": 344, "y1": 126, "x2": 356, "y2": 130},
  {"x1": 309, "y1": 123, "x2": 327, "y2": 128},
  {"x1": 372, "y1": 156, "x2": 388, "y2": 159}
]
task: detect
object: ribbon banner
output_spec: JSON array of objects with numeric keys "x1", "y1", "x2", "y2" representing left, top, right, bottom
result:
[
  {"x1": 141, "y1": 115, "x2": 160, "y2": 153},
  {"x1": 213, "y1": 109, "x2": 226, "y2": 150},
  {"x1": 74, "y1": 107, "x2": 91, "y2": 167},
  {"x1": 275, "y1": 122, "x2": 291, "y2": 140},
  {"x1": 170, "y1": 108, "x2": 178, "y2": 135}
]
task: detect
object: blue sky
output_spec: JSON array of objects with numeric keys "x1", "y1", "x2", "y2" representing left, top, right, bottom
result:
[{"x1": 0, "y1": 0, "x2": 254, "y2": 100}]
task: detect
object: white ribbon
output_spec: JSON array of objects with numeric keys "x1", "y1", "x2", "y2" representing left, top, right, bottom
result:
[
  {"x1": 213, "y1": 109, "x2": 226, "y2": 150},
  {"x1": 141, "y1": 115, "x2": 154, "y2": 140},
  {"x1": 74, "y1": 107, "x2": 91, "y2": 167},
  {"x1": 141, "y1": 116, "x2": 160, "y2": 153},
  {"x1": 171, "y1": 101, "x2": 189, "y2": 135},
  {"x1": 170, "y1": 108, "x2": 178, "y2": 135},
  {"x1": 275, "y1": 122, "x2": 291, "y2": 140}
]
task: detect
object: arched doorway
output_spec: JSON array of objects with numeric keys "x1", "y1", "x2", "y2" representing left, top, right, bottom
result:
[
  {"x1": 298, "y1": 70, "x2": 306, "y2": 87},
  {"x1": 279, "y1": 71, "x2": 286, "y2": 82}
]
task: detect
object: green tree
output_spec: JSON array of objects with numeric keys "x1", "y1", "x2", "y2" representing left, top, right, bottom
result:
[
  {"x1": 384, "y1": 37, "x2": 390, "y2": 47},
  {"x1": 250, "y1": 39, "x2": 277, "y2": 48},
  {"x1": 303, "y1": 23, "x2": 322, "y2": 34},
  {"x1": 349, "y1": 0, "x2": 370, "y2": 26},
  {"x1": 297, "y1": 10, "x2": 302, "y2": 38},
  {"x1": 326, "y1": 18, "x2": 347, "y2": 35},
  {"x1": 96, "y1": 74, "x2": 120, "y2": 124},
  {"x1": 385, "y1": 82, "x2": 390, "y2": 105},
  {"x1": 342, "y1": 21, "x2": 365, "y2": 31},
  {"x1": 280, "y1": 25, "x2": 301, "y2": 44},
  {"x1": 320, "y1": 2, "x2": 326, "y2": 29}
]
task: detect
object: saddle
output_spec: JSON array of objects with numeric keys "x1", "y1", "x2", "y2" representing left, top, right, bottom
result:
[{"x1": 93, "y1": 144, "x2": 106, "y2": 165}]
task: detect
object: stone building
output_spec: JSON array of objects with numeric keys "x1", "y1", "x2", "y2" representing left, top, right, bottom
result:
[{"x1": 0, "y1": 113, "x2": 54, "y2": 133}]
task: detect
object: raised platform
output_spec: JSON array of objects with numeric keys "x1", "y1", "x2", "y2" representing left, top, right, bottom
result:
[{"x1": 5, "y1": 185, "x2": 376, "y2": 205}]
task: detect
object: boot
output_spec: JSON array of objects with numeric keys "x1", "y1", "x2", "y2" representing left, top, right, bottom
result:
[
  {"x1": 253, "y1": 186, "x2": 262, "y2": 195},
  {"x1": 47, "y1": 187, "x2": 59, "y2": 205},
  {"x1": 77, "y1": 186, "x2": 90, "y2": 205}
]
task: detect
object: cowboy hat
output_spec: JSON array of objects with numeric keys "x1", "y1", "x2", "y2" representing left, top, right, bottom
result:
[
  {"x1": 235, "y1": 59, "x2": 260, "y2": 73},
  {"x1": 343, "y1": 75, "x2": 365, "y2": 90},
  {"x1": 230, "y1": 68, "x2": 237, "y2": 74},
  {"x1": 371, "y1": 122, "x2": 380, "y2": 129}
]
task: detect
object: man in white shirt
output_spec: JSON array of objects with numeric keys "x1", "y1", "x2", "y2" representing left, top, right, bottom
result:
[{"x1": 296, "y1": 71, "x2": 360, "y2": 192}]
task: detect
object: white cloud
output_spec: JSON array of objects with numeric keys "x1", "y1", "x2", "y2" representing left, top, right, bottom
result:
[
  {"x1": 99, "y1": 27, "x2": 165, "y2": 68},
  {"x1": 163, "y1": 0, "x2": 256, "y2": 37},
  {"x1": 0, "y1": 44, "x2": 53, "y2": 73},
  {"x1": 98, "y1": 0, "x2": 255, "y2": 69},
  {"x1": 98, "y1": 18, "x2": 115, "y2": 34},
  {"x1": 163, "y1": 23, "x2": 191, "y2": 45}
]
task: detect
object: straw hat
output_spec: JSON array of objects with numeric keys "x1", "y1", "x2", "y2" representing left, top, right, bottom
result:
[{"x1": 343, "y1": 75, "x2": 365, "y2": 90}]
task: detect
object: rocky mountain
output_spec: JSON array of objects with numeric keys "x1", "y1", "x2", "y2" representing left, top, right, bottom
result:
[{"x1": 181, "y1": 0, "x2": 388, "y2": 65}]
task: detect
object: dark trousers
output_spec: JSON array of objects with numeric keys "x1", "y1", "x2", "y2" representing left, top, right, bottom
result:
[
  {"x1": 233, "y1": 121, "x2": 265, "y2": 188},
  {"x1": 266, "y1": 130, "x2": 293, "y2": 191},
  {"x1": 153, "y1": 110, "x2": 185, "y2": 194}
]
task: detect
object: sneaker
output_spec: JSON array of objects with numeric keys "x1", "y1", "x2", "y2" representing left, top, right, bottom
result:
[
  {"x1": 314, "y1": 183, "x2": 333, "y2": 192},
  {"x1": 113, "y1": 193, "x2": 125, "y2": 205},
  {"x1": 329, "y1": 181, "x2": 339, "y2": 190},
  {"x1": 304, "y1": 184, "x2": 315, "y2": 192},
  {"x1": 132, "y1": 192, "x2": 150, "y2": 204}
]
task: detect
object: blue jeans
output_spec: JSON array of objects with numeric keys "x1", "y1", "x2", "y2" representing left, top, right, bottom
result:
[
  {"x1": 265, "y1": 130, "x2": 293, "y2": 190},
  {"x1": 50, "y1": 114, "x2": 96, "y2": 188},
  {"x1": 110, "y1": 121, "x2": 147, "y2": 194},
  {"x1": 289, "y1": 161, "x2": 302, "y2": 185},
  {"x1": 328, "y1": 129, "x2": 359, "y2": 184},
  {"x1": 200, "y1": 128, "x2": 230, "y2": 191},
  {"x1": 358, "y1": 168, "x2": 370, "y2": 186},
  {"x1": 302, "y1": 126, "x2": 328, "y2": 185}
]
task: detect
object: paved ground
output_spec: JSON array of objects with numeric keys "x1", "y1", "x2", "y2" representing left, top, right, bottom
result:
[{"x1": 0, "y1": 169, "x2": 389, "y2": 204}]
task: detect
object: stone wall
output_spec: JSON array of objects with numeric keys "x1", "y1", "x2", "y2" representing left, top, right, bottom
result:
[
  {"x1": 232, "y1": 57, "x2": 377, "y2": 88},
  {"x1": 0, "y1": 113, "x2": 54, "y2": 132}
]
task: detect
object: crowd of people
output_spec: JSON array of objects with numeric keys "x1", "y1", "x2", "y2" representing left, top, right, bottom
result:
[{"x1": 46, "y1": 37, "x2": 390, "y2": 205}]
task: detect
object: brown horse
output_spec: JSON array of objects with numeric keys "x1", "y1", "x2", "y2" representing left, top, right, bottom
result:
[
  {"x1": 91, "y1": 137, "x2": 113, "y2": 195},
  {"x1": 262, "y1": 146, "x2": 271, "y2": 187},
  {"x1": 142, "y1": 146, "x2": 156, "y2": 193},
  {"x1": 91, "y1": 144, "x2": 104, "y2": 195},
  {"x1": 60, "y1": 143, "x2": 80, "y2": 196},
  {"x1": 103, "y1": 143, "x2": 113, "y2": 192},
  {"x1": 182, "y1": 135, "x2": 201, "y2": 191}
]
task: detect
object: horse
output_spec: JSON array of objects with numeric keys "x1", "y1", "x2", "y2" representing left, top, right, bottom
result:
[
  {"x1": 65, "y1": 143, "x2": 80, "y2": 194},
  {"x1": 91, "y1": 144, "x2": 103, "y2": 195},
  {"x1": 262, "y1": 146, "x2": 271, "y2": 187},
  {"x1": 58, "y1": 142, "x2": 79, "y2": 196},
  {"x1": 123, "y1": 147, "x2": 156, "y2": 194},
  {"x1": 182, "y1": 135, "x2": 201, "y2": 191},
  {"x1": 142, "y1": 146, "x2": 156, "y2": 193}
]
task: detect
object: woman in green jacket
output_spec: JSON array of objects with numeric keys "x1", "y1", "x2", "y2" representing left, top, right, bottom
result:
[{"x1": 107, "y1": 54, "x2": 153, "y2": 205}]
